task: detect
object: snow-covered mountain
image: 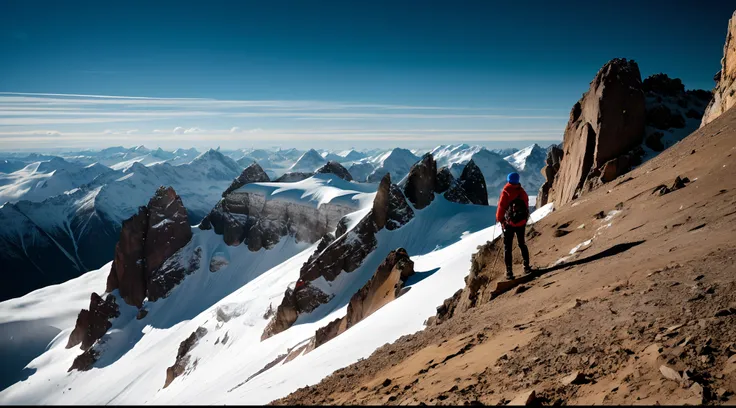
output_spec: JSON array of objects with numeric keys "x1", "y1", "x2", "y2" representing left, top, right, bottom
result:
[
  {"x1": 0, "y1": 165, "x2": 554, "y2": 402},
  {"x1": 0, "y1": 149, "x2": 244, "y2": 301},
  {"x1": 362, "y1": 148, "x2": 419, "y2": 183},
  {"x1": 288, "y1": 149, "x2": 328, "y2": 173},
  {"x1": 503, "y1": 143, "x2": 548, "y2": 197},
  {"x1": 0, "y1": 158, "x2": 113, "y2": 204}
]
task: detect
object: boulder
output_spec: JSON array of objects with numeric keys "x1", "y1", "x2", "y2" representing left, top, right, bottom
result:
[
  {"x1": 403, "y1": 153, "x2": 437, "y2": 209},
  {"x1": 316, "y1": 161, "x2": 353, "y2": 181},
  {"x1": 643, "y1": 73, "x2": 685, "y2": 96},
  {"x1": 702, "y1": 11, "x2": 736, "y2": 126}
]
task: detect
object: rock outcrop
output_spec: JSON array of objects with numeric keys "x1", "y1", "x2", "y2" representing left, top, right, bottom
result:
[
  {"x1": 544, "y1": 58, "x2": 646, "y2": 208},
  {"x1": 262, "y1": 174, "x2": 414, "y2": 340},
  {"x1": 106, "y1": 186, "x2": 193, "y2": 308},
  {"x1": 316, "y1": 161, "x2": 353, "y2": 181},
  {"x1": 164, "y1": 327, "x2": 208, "y2": 388},
  {"x1": 537, "y1": 145, "x2": 564, "y2": 205},
  {"x1": 458, "y1": 160, "x2": 488, "y2": 205},
  {"x1": 313, "y1": 248, "x2": 414, "y2": 348},
  {"x1": 200, "y1": 166, "x2": 359, "y2": 249},
  {"x1": 66, "y1": 292, "x2": 120, "y2": 350},
  {"x1": 702, "y1": 11, "x2": 736, "y2": 126},
  {"x1": 431, "y1": 232, "x2": 532, "y2": 325},
  {"x1": 222, "y1": 163, "x2": 270, "y2": 197},
  {"x1": 403, "y1": 153, "x2": 437, "y2": 209}
]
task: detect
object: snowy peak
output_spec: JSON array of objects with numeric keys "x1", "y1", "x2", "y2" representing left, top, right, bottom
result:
[
  {"x1": 191, "y1": 149, "x2": 243, "y2": 180},
  {"x1": 365, "y1": 148, "x2": 419, "y2": 183},
  {"x1": 288, "y1": 149, "x2": 327, "y2": 173},
  {"x1": 504, "y1": 143, "x2": 546, "y2": 172}
]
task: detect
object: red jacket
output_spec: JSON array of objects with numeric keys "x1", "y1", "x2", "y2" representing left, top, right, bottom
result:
[{"x1": 496, "y1": 183, "x2": 529, "y2": 227}]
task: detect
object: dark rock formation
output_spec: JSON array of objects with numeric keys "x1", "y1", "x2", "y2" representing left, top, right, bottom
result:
[
  {"x1": 66, "y1": 293, "x2": 120, "y2": 350},
  {"x1": 458, "y1": 160, "x2": 488, "y2": 206},
  {"x1": 403, "y1": 153, "x2": 437, "y2": 209},
  {"x1": 539, "y1": 58, "x2": 647, "y2": 207},
  {"x1": 642, "y1": 73, "x2": 685, "y2": 96},
  {"x1": 316, "y1": 161, "x2": 353, "y2": 181},
  {"x1": 105, "y1": 186, "x2": 192, "y2": 308},
  {"x1": 537, "y1": 145, "x2": 564, "y2": 206},
  {"x1": 164, "y1": 326, "x2": 208, "y2": 388},
  {"x1": 274, "y1": 172, "x2": 314, "y2": 182},
  {"x1": 435, "y1": 167, "x2": 454, "y2": 194},
  {"x1": 702, "y1": 11, "x2": 736, "y2": 126},
  {"x1": 262, "y1": 174, "x2": 414, "y2": 340},
  {"x1": 222, "y1": 163, "x2": 270, "y2": 197},
  {"x1": 314, "y1": 248, "x2": 414, "y2": 348}
]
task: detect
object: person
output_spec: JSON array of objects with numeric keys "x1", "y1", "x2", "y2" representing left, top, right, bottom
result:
[{"x1": 496, "y1": 172, "x2": 531, "y2": 280}]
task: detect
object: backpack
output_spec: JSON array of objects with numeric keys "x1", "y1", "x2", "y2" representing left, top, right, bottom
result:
[{"x1": 504, "y1": 197, "x2": 529, "y2": 225}]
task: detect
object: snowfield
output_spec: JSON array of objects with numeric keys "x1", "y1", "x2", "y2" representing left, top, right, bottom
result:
[{"x1": 0, "y1": 186, "x2": 554, "y2": 404}]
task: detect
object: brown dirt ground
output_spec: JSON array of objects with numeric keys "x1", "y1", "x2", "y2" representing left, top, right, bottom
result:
[{"x1": 273, "y1": 108, "x2": 736, "y2": 406}]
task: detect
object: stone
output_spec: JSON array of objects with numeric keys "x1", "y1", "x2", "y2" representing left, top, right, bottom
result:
[
  {"x1": 659, "y1": 365, "x2": 681, "y2": 382},
  {"x1": 509, "y1": 390, "x2": 537, "y2": 405},
  {"x1": 561, "y1": 371, "x2": 587, "y2": 385}
]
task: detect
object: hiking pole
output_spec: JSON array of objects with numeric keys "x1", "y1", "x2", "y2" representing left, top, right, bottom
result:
[{"x1": 489, "y1": 222, "x2": 503, "y2": 280}]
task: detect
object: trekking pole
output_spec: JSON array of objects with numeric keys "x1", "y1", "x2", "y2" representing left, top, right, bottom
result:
[{"x1": 489, "y1": 222, "x2": 503, "y2": 280}]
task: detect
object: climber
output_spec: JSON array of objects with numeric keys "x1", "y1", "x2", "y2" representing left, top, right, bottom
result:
[{"x1": 496, "y1": 172, "x2": 531, "y2": 280}]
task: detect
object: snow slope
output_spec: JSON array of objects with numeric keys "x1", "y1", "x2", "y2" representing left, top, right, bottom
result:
[
  {"x1": 288, "y1": 149, "x2": 328, "y2": 173},
  {"x1": 0, "y1": 178, "x2": 554, "y2": 405},
  {"x1": 0, "y1": 158, "x2": 112, "y2": 204}
]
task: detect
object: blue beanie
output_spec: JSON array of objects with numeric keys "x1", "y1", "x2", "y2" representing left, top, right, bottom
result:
[{"x1": 507, "y1": 172, "x2": 520, "y2": 184}]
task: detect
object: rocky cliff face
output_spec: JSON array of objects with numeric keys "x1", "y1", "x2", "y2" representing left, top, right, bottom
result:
[
  {"x1": 702, "y1": 11, "x2": 736, "y2": 126},
  {"x1": 313, "y1": 248, "x2": 414, "y2": 348},
  {"x1": 403, "y1": 153, "x2": 437, "y2": 210},
  {"x1": 66, "y1": 292, "x2": 120, "y2": 350},
  {"x1": 262, "y1": 174, "x2": 414, "y2": 340},
  {"x1": 541, "y1": 58, "x2": 646, "y2": 208},
  {"x1": 458, "y1": 160, "x2": 489, "y2": 205},
  {"x1": 200, "y1": 162, "x2": 358, "y2": 249},
  {"x1": 67, "y1": 186, "x2": 193, "y2": 371},
  {"x1": 537, "y1": 57, "x2": 712, "y2": 208},
  {"x1": 106, "y1": 186, "x2": 193, "y2": 308}
]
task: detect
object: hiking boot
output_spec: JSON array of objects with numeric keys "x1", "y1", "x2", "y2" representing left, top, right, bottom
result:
[
  {"x1": 524, "y1": 264, "x2": 533, "y2": 275},
  {"x1": 505, "y1": 270, "x2": 515, "y2": 280}
]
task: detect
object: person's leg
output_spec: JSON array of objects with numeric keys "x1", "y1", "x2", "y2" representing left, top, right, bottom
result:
[
  {"x1": 515, "y1": 226, "x2": 531, "y2": 272},
  {"x1": 503, "y1": 227, "x2": 515, "y2": 279}
]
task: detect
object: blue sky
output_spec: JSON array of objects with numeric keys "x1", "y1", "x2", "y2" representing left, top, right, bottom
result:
[{"x1": 0, "y1": 0, "x2": 733, "y2": 151}]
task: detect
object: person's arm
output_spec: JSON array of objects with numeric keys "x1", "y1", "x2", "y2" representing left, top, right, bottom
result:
[
  {"x1": 496, "y1": 190, "x2": 509, "y2": 224},
  {"x1": 522, "y1": 188, "x2": 529, "y2": 208}
]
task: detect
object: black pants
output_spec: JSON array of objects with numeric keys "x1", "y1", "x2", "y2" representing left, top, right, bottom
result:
[{"x1": 503, "y1": 225, "x2": 530, "y2": 273}]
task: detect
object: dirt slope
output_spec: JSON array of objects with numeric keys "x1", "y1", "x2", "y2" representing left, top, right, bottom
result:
[{"x1": 273, "y1": 106, "x2": 736, "y2": 405}]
